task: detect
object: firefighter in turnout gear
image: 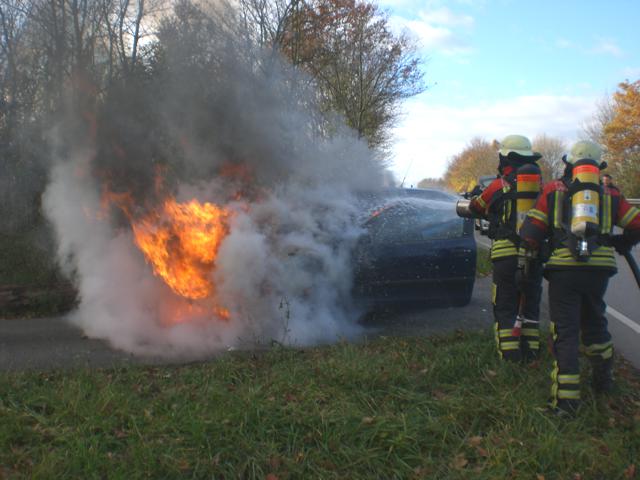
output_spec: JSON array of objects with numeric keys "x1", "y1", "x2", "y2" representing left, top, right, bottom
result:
[
  {"x1": 468, "y1": 135, "x2": 544, "y2": 362},
  {"x1": 520, "y1": 140, "x2": 640, "y2": 415}
]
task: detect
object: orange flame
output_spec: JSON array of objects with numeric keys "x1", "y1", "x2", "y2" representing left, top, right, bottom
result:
[
  {"x1": 97, "y1": 163, "x2": 256, "y2": 324},
  {"x1": 131, "y1": 198, "x2": 232, "y2": 300}
]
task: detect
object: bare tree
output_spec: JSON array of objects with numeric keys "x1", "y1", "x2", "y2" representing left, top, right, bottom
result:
[
  {"x1": 580, "y1": 94, "x2": 615, "y2": 144},
  {"x1": 532, "y1": 134, "x2": 567, "y2": 181}
]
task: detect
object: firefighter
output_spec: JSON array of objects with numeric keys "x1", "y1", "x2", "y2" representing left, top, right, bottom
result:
[
  {"x1": 601, "y1": 173, "x2": 619, "y2": 193},
  {"x1": 520, "y1": 140, "x2": 640, "y2": 415},
  {"x1": 468, "y1": 134, "x2": 544, "y2": 363}
]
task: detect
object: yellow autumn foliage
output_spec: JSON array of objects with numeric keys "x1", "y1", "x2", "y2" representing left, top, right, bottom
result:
[
  {"x1": 443, "y1": 138, "x2": 497, "y2": 193},
  {"x1": 602, "y1": 80, "x2": 640, "y2": 197}
]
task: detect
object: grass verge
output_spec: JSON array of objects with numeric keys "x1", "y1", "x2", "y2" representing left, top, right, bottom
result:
[
  {"x1": 476, "y1": 245, "x2": 492, "y2": 277},
  {"x1": 1, "y1": 330, "x2": 639, "y2": 479}
]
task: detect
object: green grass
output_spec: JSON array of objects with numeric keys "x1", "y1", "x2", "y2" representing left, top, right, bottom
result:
[
  {"x1": 476, "y1": 245, "x2": 492, "y2": 277},
  {"x1": 1, "y1": 331, "x2": 639, "y2": 479}
]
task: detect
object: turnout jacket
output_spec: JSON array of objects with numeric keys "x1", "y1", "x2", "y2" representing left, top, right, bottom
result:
[
  {"x1": 520, "y1": 179, "x2": 640, "y2": 272},
  {"x1": 470, "y1": 166, "x2": 540, "y2": 261}
]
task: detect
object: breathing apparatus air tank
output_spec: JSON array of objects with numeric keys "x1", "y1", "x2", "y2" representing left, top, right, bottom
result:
[
  {"x1": 515, "y1": 163, "x2": 541, "y2": 233},
  {"x1": 570, "y1": 159, "x2": 601, "y2": 256}
]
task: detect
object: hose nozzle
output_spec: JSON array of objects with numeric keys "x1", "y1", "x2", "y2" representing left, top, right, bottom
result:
[{"x1": 456, "y1": 199, "x2": 475, "y2": 218}]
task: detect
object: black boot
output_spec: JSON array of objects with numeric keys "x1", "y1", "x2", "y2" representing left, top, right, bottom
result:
[
  {"x1": 549, "y1": 399, "x2": 580, "y2": 417},
  {"x1": 502, "y1": 349, "x2": 522, "y2": 363},
  {"x1": 591, "y1": 357, "x2": 614, "y2": 394},
  {"x1": 521, "y1": 343, "x2": 540, "y2": 364}
]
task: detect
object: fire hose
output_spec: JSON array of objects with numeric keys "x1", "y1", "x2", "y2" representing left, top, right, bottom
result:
[
  {"x1": 622, "y1": 249, "x2": 640, "y2": 289},
  {"x1": 602, "y1": 234, "x2": 640, "y2": 289}
]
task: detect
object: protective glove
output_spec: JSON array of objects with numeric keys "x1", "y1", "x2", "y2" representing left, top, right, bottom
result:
[
  {"x1": 470, "y1": 185, "x2": 483, "y2": 197},
  {"x1": 609, "y1": 234, "x2": 633, "y2": 255}
]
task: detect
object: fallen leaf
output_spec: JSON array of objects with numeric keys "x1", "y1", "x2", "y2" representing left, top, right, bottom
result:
[
  {"x1": 362, "y1": 416, "x2": 375, "y2": 425},
  {"x1": 451, "y1": 453, "x2": 468, "y2": 470},
  {"x1": 265, "y1": 474, "x2": 279, "y2": 480},
  {"x1": 536, "y1": 475, "x2": 545, "y2": 480},
  {"x1": 432, "y1": 390, "x2": 448, "y2": 400},
  {"x1": 412, "y1": 466, "x2": 431, "y2": 478},
  {"x1": 486, "y1": 370, "x2": 498, "y2": 377},
  {"x1": 573, "y1": 474, "x2": 582, "y2": 480},
  {"x1": 467, "y1": 436, "x2": 483, "y2": 447},
  {"x1": 624, "y1": 464, "x2": 636, "y2": 479},
  {"x1": 476, "y1": 447, "x2": 489, "y2": 457}
]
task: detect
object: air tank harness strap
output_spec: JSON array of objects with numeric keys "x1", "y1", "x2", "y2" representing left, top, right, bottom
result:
[{"x1": 567, "y1": 179, "x2": 601, "y2": 196}]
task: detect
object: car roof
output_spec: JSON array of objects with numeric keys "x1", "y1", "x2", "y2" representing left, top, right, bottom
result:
[
  {"x1": 399, "y1": 188, "x2": 457, "y2": 201},
  {"x1": 358, "y1": 187, "x2": 456, "y2": 202}
]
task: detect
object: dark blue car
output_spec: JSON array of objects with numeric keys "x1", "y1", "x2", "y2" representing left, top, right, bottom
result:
[{"x1": 353, "y1": 188, "x2": 477, "y2": 307}]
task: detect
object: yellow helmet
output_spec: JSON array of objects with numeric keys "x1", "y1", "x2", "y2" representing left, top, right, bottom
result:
[
  {"x1": 498, "y1": 135, "x2": 535, "y2": 157},
  {"x1": 566, "y1": 140, "x2": 603, "y2": 164}
]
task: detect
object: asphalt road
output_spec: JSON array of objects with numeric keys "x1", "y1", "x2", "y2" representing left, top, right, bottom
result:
[
  {"x1": 0, "y1": 278, "x2": 496, "y2": 372},
  {"x1": 476, "y1": 233, "x2": 640, "y2": 368}
]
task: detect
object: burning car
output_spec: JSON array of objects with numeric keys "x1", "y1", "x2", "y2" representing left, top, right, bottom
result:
[{"x1": 353, "y1": 188, "x2": 477, "y2": 308}]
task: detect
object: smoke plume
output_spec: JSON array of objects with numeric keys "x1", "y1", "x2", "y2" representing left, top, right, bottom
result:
[{"x1": 42, "y1": 2, "x2": 384, "y2": 357}]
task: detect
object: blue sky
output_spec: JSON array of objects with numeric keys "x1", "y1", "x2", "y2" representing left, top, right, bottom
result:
[{"x1": 379, "y1": 0, "x2": 640, "y2": 186}]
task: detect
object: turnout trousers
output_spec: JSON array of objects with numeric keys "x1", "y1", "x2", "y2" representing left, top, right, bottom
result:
[
  {"x1": 547, "y1": 270, "x2": 613, "y2": 410},
  {"x1": 492, "y1": 256, "x2": 543, "y2": 362}
]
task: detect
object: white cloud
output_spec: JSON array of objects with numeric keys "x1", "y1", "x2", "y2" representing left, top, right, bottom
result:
[
  {"x1": 622, "y1": 67, "x2": 640, "y2": 79},
  {"x1": 389, "y1": 94, "x2": 598, "y2": 186},
  {"x1": 420, "y1": 7, "x2": 474, "y2": 27},
  {"x1": 556, "y1": 37, "x2": 572, "y2": 49},
  {"x1": 390, "y1": 7, "x2": 474, "y2": 55},
  {"x1": 554, "y1": 36, "x2": 625, "y2": 59},
  {"x1": 591, "y1": 38, "x2": 623, "y2": 57}
]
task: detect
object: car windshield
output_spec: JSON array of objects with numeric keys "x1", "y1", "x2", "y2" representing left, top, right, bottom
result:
[{"x1": 363, "y1": 197, "x2": 463, "y2": 244}]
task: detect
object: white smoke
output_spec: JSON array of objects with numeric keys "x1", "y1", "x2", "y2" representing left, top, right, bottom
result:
[{"x1": 42, "y1": 3, "x2": 384, "y2": 357}]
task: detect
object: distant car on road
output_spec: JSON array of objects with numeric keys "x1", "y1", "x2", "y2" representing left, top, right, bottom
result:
[{"x1": 353, "y1": 188, "x2": 477, "y2": 308}]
